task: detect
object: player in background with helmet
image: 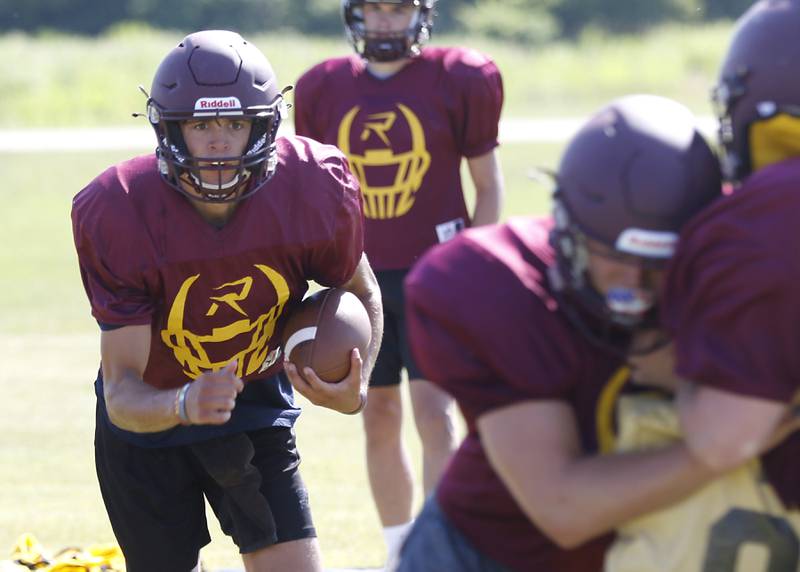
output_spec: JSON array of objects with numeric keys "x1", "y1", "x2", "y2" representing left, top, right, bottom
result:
[
  {"x1": 293, "y1": 1, "x2": 504, "y2": 566},
  {"x1": 394, "y1": 94, "x2": 739, "y2": 572},
  {"x1": 71, "y1": 30, "x2": 383, "y2": 572},
  {"x1": 656, "y1": 0, "x2": 800, "y2": 541}
]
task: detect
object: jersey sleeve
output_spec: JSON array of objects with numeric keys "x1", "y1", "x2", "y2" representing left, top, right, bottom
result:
[
  {"x1": 305, "y1": 147, "x2": 365, "y2": 287},
  {"x1": 664, "y1": 220, "x2": 798, "y2": 402},
  {"x1": 71, "y1": 173, "x2": 156, "y2": 328},
  {"x1": 404, "y1": 233, "x2": 579, "y2": 419},
  {"x1": 445, "y1": 49, "x2": 504, "y2": 159}
]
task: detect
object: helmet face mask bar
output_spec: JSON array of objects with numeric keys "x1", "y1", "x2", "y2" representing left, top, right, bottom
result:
[
  {"x1": 342, "y1": 0, "x2": 436, "y2": 62},
  {"x1": 549, "y1": 194, "x2": 665, "y2": 356},
  {"x1": 143, "y1": 30, "x2": 288, "y2": 203},
  {"x1": 146, "y1": 93, "x2": 285, "y2": 203}
]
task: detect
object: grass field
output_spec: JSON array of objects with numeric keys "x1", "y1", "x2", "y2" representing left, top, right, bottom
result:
[{"x1": 0, "y1": 140, "x2": 558, "y2": 570}]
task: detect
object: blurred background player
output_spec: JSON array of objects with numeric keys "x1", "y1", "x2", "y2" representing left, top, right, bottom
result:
[
  {"x1": 293, "y1": 1, "x2": 504, "y2": 566},
  {"x1": 71, "y1": 30, "x2": 382, "y2": 572},
  {"x1": 396, "y1": 95, "x2": 729, "y2": 572},
  {"x1": 656, "y1": 0, "x2": 800, "y2": 552}
]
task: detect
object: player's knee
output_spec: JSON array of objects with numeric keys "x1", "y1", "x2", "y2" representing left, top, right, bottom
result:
[
  {"x1": 413, "y1": 402, "x2": 457, "y2": 446},
  {"x1": 363, "y1": 392, "x2": 403, "y2": 442}
]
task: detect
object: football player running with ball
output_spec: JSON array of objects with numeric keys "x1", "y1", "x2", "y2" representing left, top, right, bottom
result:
[
  {"x1": 71, "y1": 31, "x2": 382, "y2": 572},
  {"x1": 397, "y1": 94, "x2": 738, "y2": 572},
  {"x1": 294, "y1": 1, "x2": 504, "y2": 566}
]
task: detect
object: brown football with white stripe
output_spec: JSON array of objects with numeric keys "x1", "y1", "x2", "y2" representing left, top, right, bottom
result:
[{"x1": 281, "y1": 288, "x2": 371, "y2": 382}]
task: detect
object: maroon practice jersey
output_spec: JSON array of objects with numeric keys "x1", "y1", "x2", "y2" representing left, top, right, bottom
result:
[
  {"x1": 404, "y1": 217, "x2": 622, "y2": 572},
  {"x1": 663, "y1": 158, "x2": 800, "y2": 508},
  {"x1": 294, "y1": 46, "x2": 503, "y2": 271},
  {"x1": 72, "y1": 136, "x2": 363, "y2": 391}
]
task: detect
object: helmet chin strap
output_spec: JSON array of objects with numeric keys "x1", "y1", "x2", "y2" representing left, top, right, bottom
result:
[{"x1": 178, "y1": 170, "x2": 252, "y2": 201}]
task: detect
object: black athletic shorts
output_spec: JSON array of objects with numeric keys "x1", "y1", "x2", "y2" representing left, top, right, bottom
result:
[
  {"x1": 371, "y1": 268, "x2": 423, "y2": 387},
  {"x1": 95, "y1": 410, "x2": 316, "y2": 572}
]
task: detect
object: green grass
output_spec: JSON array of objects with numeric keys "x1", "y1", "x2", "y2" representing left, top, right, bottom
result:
[
  {"x1": 0, "y1": 22, "x2": 732, "y2": 127},
  {"x1": 0, "y1": 140, "x2": 556, "y2": 570}
]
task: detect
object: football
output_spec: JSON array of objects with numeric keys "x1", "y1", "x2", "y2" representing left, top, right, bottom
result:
[{"x1": 281, "y1": 288, "x2": 371, "y2": 382}]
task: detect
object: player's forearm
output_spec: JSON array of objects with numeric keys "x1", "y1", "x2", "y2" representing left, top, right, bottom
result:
[
  {"x1": 678, "y1": 382, "x2": 788, "y2": 471},
  {"x1": 526, "y1": 444, "x2": 720, "y2": 548},
  {"x1": 471, "y1": 187, "x2": 503, "y2": 226},
  {"x1": 359, "y1": 288, "x2": 384, "y2": 386},
  {"x1": 467, "y1": 150, "x2": 504, "y2": 226},
  {"x1": 104, "y1": 372, "x2": 182, "y2": 433},
  {"x1": 341, "y1": 255, "x2": 384, "y2": 387}
]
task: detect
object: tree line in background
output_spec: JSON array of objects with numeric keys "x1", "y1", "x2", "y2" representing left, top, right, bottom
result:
[{"x1": 1, "y1": 0, "x2": 754, "y2": 41}]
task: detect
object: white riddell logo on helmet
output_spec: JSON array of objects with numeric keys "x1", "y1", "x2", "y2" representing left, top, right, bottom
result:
[
  {"x1": 616, "y1": 228, "x2": 678, "y2": 258},
  {"x1": 193, "y1": 97, "x2": 243, "y2": 117}
]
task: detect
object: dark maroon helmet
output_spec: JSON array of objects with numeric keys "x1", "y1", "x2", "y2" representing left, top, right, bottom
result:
[
  {"x1": 549, "y1": 95, "x2": 721, "y2": 350},
  {"x1": 342, "y1": 0, "x2": 435, "y2": 62},
  {"x1": 146, "y1": 30, "x2": 286, "y2": 202},
  {"x1": 712, "y1": 0, "x2": 800, "y2": 182}
]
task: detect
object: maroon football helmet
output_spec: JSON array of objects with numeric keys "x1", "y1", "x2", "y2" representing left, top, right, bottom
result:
[
  {"x1": 146, "y1": 30, "x2": 287, "y2": 202},
  {"x1": 343, "y1": 0, "x2": 435, "y2": 62},
  {"x1": 549, "y1": 95, "x2": 721, "y2": 351},
  {"x1": 712, "y1": 0, "x2": 800, "y2": 182}
]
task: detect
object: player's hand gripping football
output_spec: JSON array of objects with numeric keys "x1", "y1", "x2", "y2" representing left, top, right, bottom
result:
[
  {"x1": 284, "y1": 348, "x2": 365, "y2": 414},
  {"x1": 183, "y1": 361, "x2": 244, "y2": 425}
]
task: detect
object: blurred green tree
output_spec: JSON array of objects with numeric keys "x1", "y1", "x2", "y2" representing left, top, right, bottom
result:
[{"x1": 0, "y1": 0, "x2": 753, "y2": 38}]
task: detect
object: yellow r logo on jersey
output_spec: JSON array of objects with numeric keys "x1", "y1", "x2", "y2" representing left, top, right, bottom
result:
[
  {"x1": 360, "y1": 112, "x2": 396, "y2": 146},
  {"x1": 161, "y1": 265, "x2": 290, "y2": 379},
  {"x1": 338, "y1": 104, "x2": 431, "y2": 220}
]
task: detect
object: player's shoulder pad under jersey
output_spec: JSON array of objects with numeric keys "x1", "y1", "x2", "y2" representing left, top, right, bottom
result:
[
  {"x1": 277, "y1": 136, "x2": 361, "y2": 199},
  {"x1": 72, "y1": 155, "x2": 159, "y2": 231},
  {"x1": 435, "y1": 45, "x2": 500, "y2": 77},
  {"x1": 295, "y1": 55, "x2": 356, "y2": 96}
]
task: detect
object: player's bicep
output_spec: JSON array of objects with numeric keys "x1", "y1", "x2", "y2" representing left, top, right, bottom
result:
[
  {"x1": 677, "y1": 381, "x2": 789, "y2": 470},
  {"x1": 477, "y1": 400, "x2": 580, "y2": 525},
  {"x1": 339, "y1": 254, "x2": 378, "y2": 301},
  {"x1": 466, "y1": 148, "x2": 501, "y2": 186}
]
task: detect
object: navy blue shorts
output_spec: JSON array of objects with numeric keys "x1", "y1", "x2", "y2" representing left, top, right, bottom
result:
[
  {"x1": 95, "y1": 410, "x2": 315, "y2": 572},
  {"x1": 370, "y1": 268, "x2": 423, "y2": 387}
]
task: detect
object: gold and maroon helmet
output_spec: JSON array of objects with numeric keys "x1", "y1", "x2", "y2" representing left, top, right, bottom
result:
[
  {"x1": 713, "y1": 0, "x2": 800, "y2": 182},
  {"x1": 549, "y1": 95, "x2": 721, "y2": 350},
  {"x1": 342, "y1": 0, "x2": 436, "y2": 62},
  {"x1": 145, "y1": 30, "x2": 287, "y2": 202}
]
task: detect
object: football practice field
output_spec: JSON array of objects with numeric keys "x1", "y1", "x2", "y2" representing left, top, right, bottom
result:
[
  {"x1": 0, "y1": 21, "x2": 729, "y2": 569},
  {"x1": 0, "y1": 140, "x2": 556, "y2": 571}
]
